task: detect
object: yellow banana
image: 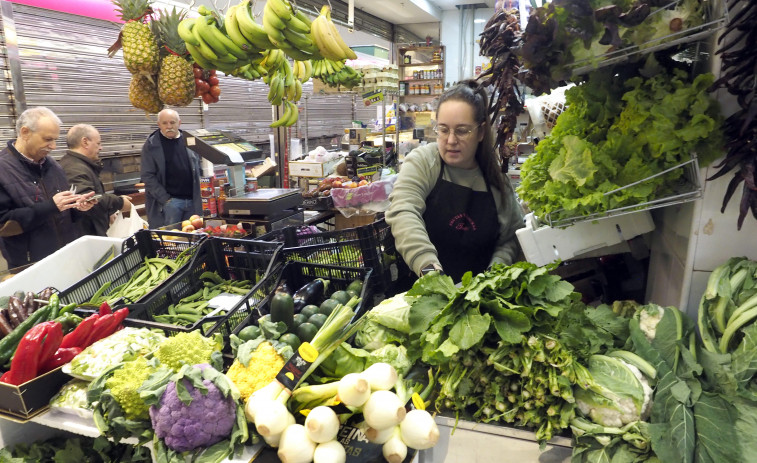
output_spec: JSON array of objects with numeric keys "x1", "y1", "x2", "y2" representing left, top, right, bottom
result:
[
  {"x1": 206, "y1": 17, "x2": 248, "y2": 60},
  {"x1": 286, "y1": 80, "x2": 296, "y2": 101},
  {"x1": 224, "y1": 5, "x2": 258, "y2": 54},
  {"x1": 312, "y1": 14, "x2": 343, "y2": 61},
  {"x1": 285, "y1": 101, "x2": 299, "y2": 126},
  {"x1": 302, "y1": 60, "x2": 313, "y2": 82},
  {"x1": 292, "y1": 60, "x2": 301, "y2": 80},
  {"x1": 178, "y1": 18, "x2": 200, "y2": 46},
  {"x1": 235, "y1": 0, "x2": 276, "y2": 49},
  {"x1": 270, "y1": 101, "x2": 291, "y2": 128},
  {"x1": 293, "y1": 79, "x2": 303, "y2": 101},
  {"x1": 325, "y1": 16, "x2": 357, "y2": 60},
  {"x1": 331, "y1": 58, "x2": 345, "y2": 71},
  {"x1": 266, "y1": 0, "x2": 293, "y2": 22},
  {"x1": 309, "y1": 15, "x2": 331, "y2": 60}
]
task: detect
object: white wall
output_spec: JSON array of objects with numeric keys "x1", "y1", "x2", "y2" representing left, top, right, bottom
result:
[{"x1": 440, "y1": 7, "x2": 494, "y2": 85}]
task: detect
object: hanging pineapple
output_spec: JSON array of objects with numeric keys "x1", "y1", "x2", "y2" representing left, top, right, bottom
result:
[
  {"x1": 109, "y1": 0, "x2": 160, "y2": 76},
  {"x1": 152, "y1": 8, "x2": 195, "y2": 107},
  {"x1": 129, "y1": 74, "x2": 163, "y2": 114}
]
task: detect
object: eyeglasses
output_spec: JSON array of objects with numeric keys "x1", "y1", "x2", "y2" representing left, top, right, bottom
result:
[{"x1": 433, "y1": 124, "x2": 479, "y2": 140}]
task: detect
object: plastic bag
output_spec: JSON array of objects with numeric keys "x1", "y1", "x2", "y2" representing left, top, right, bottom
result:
[
  {"x1": 331, "y1": 175, "x2": 397, "y2": 217},
  {"x1": 106, "y1": 203, "x2": 148, "y2": 238}
]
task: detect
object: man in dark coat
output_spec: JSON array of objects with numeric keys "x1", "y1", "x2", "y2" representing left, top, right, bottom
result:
[
  {"x1": 0, "y1": 107, "x2": 95, "y2": 269},
  {"x1": 140, "y1": 108, "x2": 202, "y2": 228},
  {"x1": 60, "y1": 124, "x2": 132, "y2": 236}
]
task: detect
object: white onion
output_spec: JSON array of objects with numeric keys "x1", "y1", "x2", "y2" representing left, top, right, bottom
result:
[
  {"x1": 362, "y1": 390, "x2": 406, "y2": 430},
  {"x1": 305, "y1": 406, "x2": 341, "y2": 443},
  {"x1": 400, "y1": 409, "x2": 440, "y2": 450},
  {"x1": 361, "y1": 362, "x2": 398, "y2": 391}
]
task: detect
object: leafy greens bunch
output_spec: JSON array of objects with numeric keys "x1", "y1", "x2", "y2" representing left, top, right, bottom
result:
[
  {"x1": 411, "y1": 262, "x2": 615, "y2": 444},
  {"x1": 518, "y1": 63, "x2": 723, "y2": 223}
]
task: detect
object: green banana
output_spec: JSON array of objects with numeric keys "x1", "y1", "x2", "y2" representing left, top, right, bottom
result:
[
  {"x1": 286, "y1": 80, "x2": 296, "y2": 100},
  {"x1": 194, "y1": 15, "x2": 228, "y2": 57},
  {"x1": 293, "y1": 79, "x2": 303, "y2": 101},
  {"x1": 286, "y1": 14, "x2": 311, "y2": 34},
  {"x1": 283, "y1": 61, "x2": 294, "y2": 88},
  {"x1": 282, "y1": 27, "x2": 316, "y2": 53},
  {"x1": 224, "y1": 5, "x2": 258, "y2": 54},
  {"x1": 262, "y1": 11, "x2": 287, "y2": 45},
  {"x1": 178, "y1": 18, "x2": 200, "y2": 46},
  {"x1": 235, "y1": 0, "x2": 276, "y2": 49},
  {"x1": 285, "y1": 101, "x2": 299, "y2": 126},
  {"x1": 294, "y1": 10, "x2": 313, "y2": 28},
  {"x1": 266, "y1": 0, "x2": 293, "y2": 22},
  {"x1": 280, "y1": 46, "x2": 316, "y2": 62},
  {"x1": 206, "y1": 17, "x2": 248, "y2": 60},
  {"x1": 185, "y1": 41, "x2": 214, "y2": 70},
  {"x1": 263, "y1": 3, "x2": 287, "y2": 30},
  {"x1": 192, "y1": 22, "x2": 220, "y2": 61}
]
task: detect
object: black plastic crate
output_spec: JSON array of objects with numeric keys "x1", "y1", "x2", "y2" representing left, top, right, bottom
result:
[
  {"x1": 257, "y1": 219, "x2": 398, "y2": 295},
  {"x1": 230, "y1": 261, "x2": 375, "y2": 338},
  {"x1": 121, "y1": 237, "x2": 284, "y2": 339},
  {"x1": 59, "y1": 229, "x2": 206, "y2": 308}
]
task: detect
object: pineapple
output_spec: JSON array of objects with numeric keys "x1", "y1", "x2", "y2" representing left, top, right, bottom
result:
[
  {"x1": 129, "y1": 74, "x2": 163, "y2": 114},
  {"x1": 111, "y1": 0, "x2": 160, "y2": 75},
  {"x1": 153, "y1": 8, "x2": 195, "y2": 106}
]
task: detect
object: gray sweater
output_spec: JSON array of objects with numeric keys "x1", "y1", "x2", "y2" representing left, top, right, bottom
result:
[{"x1": 385, "y1": 143, "x2": 524, "y2": 276}]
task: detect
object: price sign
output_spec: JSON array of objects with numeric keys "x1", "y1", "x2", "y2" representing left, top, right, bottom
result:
[{"x1": 362, "y1": 90, "x2": 384, "y2": 106}]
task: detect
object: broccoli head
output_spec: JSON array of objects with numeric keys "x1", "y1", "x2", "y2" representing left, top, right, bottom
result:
[
  {"x1": 153, "y1": 331, "x2": 222, "y2": 372},
  {"x1": 148, "y1": 364, "x2": 238, "y2": 453}
]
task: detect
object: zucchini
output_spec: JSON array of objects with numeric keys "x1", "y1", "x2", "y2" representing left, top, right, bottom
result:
[{"x1": 270, "y1": 291, "x2": 295, "y2": 330}]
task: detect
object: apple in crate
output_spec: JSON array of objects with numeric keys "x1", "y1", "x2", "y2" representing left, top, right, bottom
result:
[
  {"x1": 182, "y1": 223, "x2": 195, "y2": 232},
  {"x1": 190, "y1": 214, "x2": 204, "y2": 229}
]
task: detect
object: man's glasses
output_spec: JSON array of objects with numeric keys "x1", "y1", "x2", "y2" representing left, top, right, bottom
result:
[{"x1": 433, "y1": 124, "x2": 480, "y2": 140}]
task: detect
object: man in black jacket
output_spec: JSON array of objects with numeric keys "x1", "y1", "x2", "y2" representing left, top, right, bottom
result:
[
  {"x1": 60, "y1": 124, "x2": 132, "y2": 236},
  {"x1": 140, "y1": 108, "x2": 201, "y2": 228},
  {"x1": 0, "y1": 107, "x2": 95, "y2": 269}
]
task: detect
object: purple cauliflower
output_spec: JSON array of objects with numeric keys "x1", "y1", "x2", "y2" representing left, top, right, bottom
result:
[{"x1": 148, "y1": 364, "x2": 237, "y2": 453}]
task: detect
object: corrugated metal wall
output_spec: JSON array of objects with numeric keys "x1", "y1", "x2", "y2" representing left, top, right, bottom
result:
[{"x1": 1, "y1": 2, "x2": 369, "y2": 188}]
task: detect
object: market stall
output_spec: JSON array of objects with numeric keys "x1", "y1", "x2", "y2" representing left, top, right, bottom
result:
[{"x1": 1, "y1": 0, "x2": 757, "y2": 462}]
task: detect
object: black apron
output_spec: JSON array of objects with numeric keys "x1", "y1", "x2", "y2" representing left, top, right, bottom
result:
[{"x1": 422, "y1": 163, "x2": 500, "y2": 281}]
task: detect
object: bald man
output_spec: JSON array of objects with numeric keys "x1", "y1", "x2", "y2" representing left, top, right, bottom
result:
[
  {"x1": 0, "y1": 107, "x2": 95, "y2": 268},
  {"x1": 140, "y1": 109, "x2": 201, "y2": 228},
  {"x1": 60, "y1": 124, "x2": 132, "y2": 236}
]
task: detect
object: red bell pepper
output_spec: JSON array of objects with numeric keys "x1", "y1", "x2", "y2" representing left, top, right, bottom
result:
[
  {"x1": 86, "y1": 313, "x2": 118, "y2": 345},
  {"x1": 112, "y1": 307, "x2": 129, "y2": 327},
  {"x1": 39, "y1": 347, "x2": 82, "y2": 374},
  {"x1": 1, "y1": 321, "x2": 62, "y2": 385},
  {"x1": 37, "y1": 322, "x2": 62, "y2": 367},
  {"x1": 60, "y1": 313, "x2": 99, "y2": 349},
  {"x1": 99, "y1": 301, "x2": 112, "y2": 316}
]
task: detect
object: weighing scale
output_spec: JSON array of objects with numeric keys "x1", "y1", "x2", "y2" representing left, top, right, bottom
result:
[
  {"x1": 225, "y1": 188, "x2": 304, "y2": 233},
  {"x1": 184, "y1": 129, "x2": 264, "y2": 192}
]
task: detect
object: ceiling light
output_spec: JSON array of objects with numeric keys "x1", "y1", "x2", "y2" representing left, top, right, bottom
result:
[{"x1": 473, "y1": 19, "x2": 486, "y2": 23}]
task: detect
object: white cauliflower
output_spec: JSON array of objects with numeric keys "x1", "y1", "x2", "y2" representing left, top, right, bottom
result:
[{"x1": 639, "y1": 305, "x2": 664, "y2": 341}]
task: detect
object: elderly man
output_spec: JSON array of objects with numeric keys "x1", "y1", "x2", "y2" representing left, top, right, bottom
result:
[
  {"x1": 60, "y1": 124, "x2": 132, "y2": 236},
  {"x1": 140, "y1": 108, "x2": 201, "y2": 228},
  {"x1": 0, "y1": 107, "x2": 95, "y2": 269}
]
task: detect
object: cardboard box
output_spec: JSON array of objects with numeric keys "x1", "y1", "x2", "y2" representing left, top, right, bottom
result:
[
  {"x1": 0, "y1": 366, "x2": 69, "y2": 421},
  {"x1": 347, "y1": 128, "x2": 368, "y2": 145},
  {"x1": 289, "y1": 157, "x2": 342, "y2": 178},
  {"x1": 335, "y1": 212, "x2": 376, "y2": 230}
]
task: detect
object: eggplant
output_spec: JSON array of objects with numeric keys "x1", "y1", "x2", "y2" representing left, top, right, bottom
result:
[
  {"x1": 7, "y1": 297, "x2": 24, "y2": 327},
  {"x1": 23, "y1": 291, "x2": 36, "y2": 317},
  {"x1": 292, "y1": 278, "x2": 330, "y2": 312},
  {"x1": 0, "y1": 310, "x2": 11, "y2": 337}
]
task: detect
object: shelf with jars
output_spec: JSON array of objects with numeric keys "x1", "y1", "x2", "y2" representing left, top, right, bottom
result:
[{"x1": 397, "y1": 45, "x2": 445, "y2": 102}]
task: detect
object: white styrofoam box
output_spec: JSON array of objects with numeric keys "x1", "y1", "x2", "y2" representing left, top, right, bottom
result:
[
  {"x1": 289, "y1": 156, "x2": 343, "y2": 178},
  {"x1": 516, "y1": 211, "x2": 655, "y2": 267},
  {"x1": 0, "y1": 235, "x2": 124, "y2": 296}
]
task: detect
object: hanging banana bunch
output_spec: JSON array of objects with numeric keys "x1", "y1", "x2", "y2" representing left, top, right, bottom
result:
[
  {"x1": 312, "y1": 58, "x2": 363, "y2": 89},
  {"x1": 178, "y1": 5, "x2": 263, "y2": 73},
  {"x1": 261, "y1": 0, "x2": 322, "y2": 61},
  {"x1": 310, "y1": 5, "x2": 357, "y2": 61},
  {"x1": 260, "y1": 49, "x2": 299, "y2": 127}
]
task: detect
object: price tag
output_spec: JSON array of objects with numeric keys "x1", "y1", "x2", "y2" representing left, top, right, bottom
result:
[
  {"x1": 362, "y1": 90, "x2": 384, "y2": 106},
  {"x1": 205, "y1": 293, "x2": 243, "y2": 317}
]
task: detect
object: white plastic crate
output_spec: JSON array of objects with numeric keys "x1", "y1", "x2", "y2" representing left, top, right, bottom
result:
[
  {"x1": 516, "y1": 211, "x2": 655, "y2": 267},
  {"x1": 0, "y1": 235, "x2": 124, "y2": 296}
]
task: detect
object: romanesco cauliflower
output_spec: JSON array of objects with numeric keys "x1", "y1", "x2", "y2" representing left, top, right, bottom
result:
[
  {"x1": 153, "y1": 331, "x2": 221, "y2": 372},
  {"x1": 105, "y1": 356, "x2": 157, "y2": 420}
]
